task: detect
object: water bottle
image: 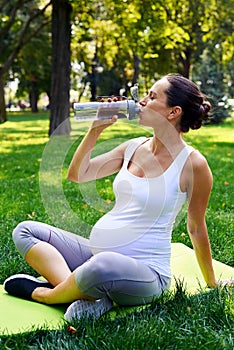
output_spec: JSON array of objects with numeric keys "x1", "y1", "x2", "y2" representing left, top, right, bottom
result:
[{"x1": 73, "y1": 85, "x2": 140, "y2": 122}]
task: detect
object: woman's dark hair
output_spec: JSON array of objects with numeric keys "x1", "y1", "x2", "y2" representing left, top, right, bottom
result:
[{"x1": 165, "y1": 74, "x2": 211, "y2": 133}]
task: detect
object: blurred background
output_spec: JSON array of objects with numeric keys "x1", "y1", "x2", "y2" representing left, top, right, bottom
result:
[{"x1": 0, "y1": 0, "x2": 233, "y2": 134}]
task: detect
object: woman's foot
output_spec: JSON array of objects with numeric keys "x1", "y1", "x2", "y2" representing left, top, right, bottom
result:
[
  {"x1": 64, "y1": 296, "x2": 113, "y2": 322},
  {"x1": 3, "y1": 274, "x2": 53, "y2": 300}
]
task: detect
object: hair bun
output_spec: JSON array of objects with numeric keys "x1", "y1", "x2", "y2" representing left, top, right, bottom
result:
[
  {"x1": 200, "y1": 101, "x2": 211, "y2": 117},
  {"x1": 165, "y1": 74, "x2": 213, "y2": 132}
]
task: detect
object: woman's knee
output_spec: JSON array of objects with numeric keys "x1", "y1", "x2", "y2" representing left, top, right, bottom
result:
[
  {"x1": 12, "y1": 220, "x2": 40, "y2": 257},
  {"x1": 87, "y1": 252, "x2": 121, "y2": 280},
  {"x1": 75, "y1": 252, "x2": 121, "y2": 288},
  {"x1": 12, "y1": 221, "x2": 33, "y2": 243}
]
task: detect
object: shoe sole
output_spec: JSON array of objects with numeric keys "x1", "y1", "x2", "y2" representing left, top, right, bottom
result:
[
  {"x1": 64, "y1": 297, "x2": 113, "y2": 322},
  {"x1": 3, "y1": 274, "x2": 49, "y2": 289}
]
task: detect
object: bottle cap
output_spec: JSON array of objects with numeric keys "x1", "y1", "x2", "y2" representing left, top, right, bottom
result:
[
  {"x1": 130, "y1": 84, "x2": 139, "y2": 102},
  {"x1": 128, "y1": 100, "x2": 139, "y2": 120}
]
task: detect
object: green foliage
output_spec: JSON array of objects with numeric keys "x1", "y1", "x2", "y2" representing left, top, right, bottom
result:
[
  {"x1": 193, "y1": 48, "x2": 233, "y2": 124},
  {"x1": 1, "y1": 0, "x2": 233, "y2": 123},
  {"x1": 13, "y1": 25, "x2": 52, "y2": 102},
  {"x1": 0, "y1": 1, "x2": 51, "y2": 68},
  {"x1": 70, "y1": 0, "x2": 233, "y2": 112},
  {"x1": 0, "y1": 1, "x2": 52, "y2": 122}
]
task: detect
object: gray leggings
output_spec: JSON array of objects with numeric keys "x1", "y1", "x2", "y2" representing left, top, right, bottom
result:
[{"x1": 12, "y1": 221, "x2": 170, "y2": 306}]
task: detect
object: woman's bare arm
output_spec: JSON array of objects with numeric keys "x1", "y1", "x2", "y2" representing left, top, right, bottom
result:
[
  {"x1": 186, "y1": 152, "x2": 217, "y2": 287},
  {"x1": 67, "y1": 118, "x2": 129, "y2": 183}
]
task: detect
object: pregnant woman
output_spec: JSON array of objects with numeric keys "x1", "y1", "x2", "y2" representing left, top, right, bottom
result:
[{"x1": 4, "y1": 74, "x2": 224, "y2": 322}]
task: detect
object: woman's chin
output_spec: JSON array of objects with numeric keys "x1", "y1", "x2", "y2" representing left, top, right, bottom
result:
[{"x1": 138, "y1": 117, "x2": 144, "y2": 125}]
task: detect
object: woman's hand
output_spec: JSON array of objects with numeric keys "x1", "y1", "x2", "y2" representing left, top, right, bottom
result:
[{"x1": 90, "y1": 115, "x2": 118, "y2": 131}]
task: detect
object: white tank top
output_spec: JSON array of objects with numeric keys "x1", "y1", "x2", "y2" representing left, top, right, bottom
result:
[{"x1": 89, "y1": 137, "x2": 194, "y2": 277}]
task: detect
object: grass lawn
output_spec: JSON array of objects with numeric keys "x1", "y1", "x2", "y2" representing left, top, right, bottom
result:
[{"x1": 0, "y1": 111, "x2": 233, "y2": 349}]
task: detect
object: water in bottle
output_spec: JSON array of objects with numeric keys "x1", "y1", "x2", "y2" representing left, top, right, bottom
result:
[
  {"x1": 73, "y1": 84, "x2": 140, "y2": 122},
  {"x1": 73, "y1": 99, "x2": 140, "y2": 121}
]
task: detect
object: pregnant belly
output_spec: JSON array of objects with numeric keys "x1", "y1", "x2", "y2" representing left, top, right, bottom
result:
[{"x1": 89, "y1": 212, "x2": 152, "y2": 254}]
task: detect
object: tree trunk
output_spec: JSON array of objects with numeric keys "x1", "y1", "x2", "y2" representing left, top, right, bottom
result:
[
  {"x1": 0, "y1": 71, "x2": 7, "y2": 123},
  {"x1": 178, "y1": 49, "x2": 192, "y2": 78},
  {"x1": 49, "y1": 0, "x2": 72, "y2": 136},
  {"x1": 132, "y1": 54, "x2": 140, "y2": 85},
  {"x1": 29, "y1": 81, "x2": 39, "y2": 113}
]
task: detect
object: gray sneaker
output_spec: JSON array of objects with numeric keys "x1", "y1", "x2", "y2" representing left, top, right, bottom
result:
[{"x1": 64, "y1": 296, "x2": 113, "y2": 322}]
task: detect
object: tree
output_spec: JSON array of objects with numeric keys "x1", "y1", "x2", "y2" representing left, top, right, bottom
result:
[
  {"x1": 0, "y1": 0, "x2": 51, "y2": 123},
  {"x1": 71, "y1": 0, "x2": 162, "y2": 98},
  {"x1": 194, "y1": 49, "x2": 232, "y2": 124},
  {"x1": 13, "y1": 24, "x2": 52, "y2": 112},
  {"x1": 49, "y1": 0, "x2": 72, "y2": 136},
  {"x1": 2, "y1": 0, "x2": 232, "y2": 127},
  {"x1": 192, "y1": 0, "x2": 234, "y2": 121}
]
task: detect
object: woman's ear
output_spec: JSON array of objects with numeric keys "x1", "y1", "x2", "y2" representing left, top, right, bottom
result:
[{"x1": 168, "y1": 106, "x2": 182, "y2": 120}]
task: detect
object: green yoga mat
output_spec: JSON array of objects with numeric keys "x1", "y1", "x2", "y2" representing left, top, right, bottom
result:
[{"x1": 0, "y1": 243, "x2": 233, "y2": 335}]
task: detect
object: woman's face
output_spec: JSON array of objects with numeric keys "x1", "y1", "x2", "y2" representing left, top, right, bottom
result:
[{"x1": 139, "y1": 77, "x2": 172, "y2": 127}]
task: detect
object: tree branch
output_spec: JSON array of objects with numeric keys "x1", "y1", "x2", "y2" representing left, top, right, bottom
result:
[
  {"x1": 0, "y1": 0, "x2": 33, "y2": 37},
  {"x1": 2, "y1": 1, "x2": 52, "y2": 73}
]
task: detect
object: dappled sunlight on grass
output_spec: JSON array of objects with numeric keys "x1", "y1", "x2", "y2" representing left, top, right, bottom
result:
[
  {"x1": 1, "y1": 113, "x2": 233, "y2": 261},
  {"x1": 0, "y1": 112, "x2": 233, "y2": 347}
]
